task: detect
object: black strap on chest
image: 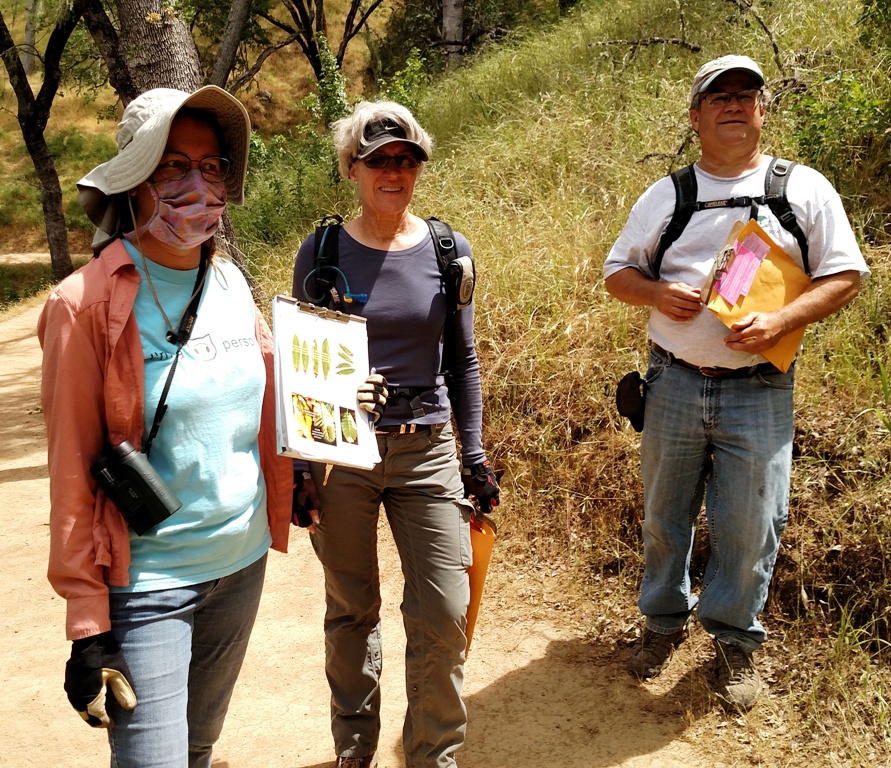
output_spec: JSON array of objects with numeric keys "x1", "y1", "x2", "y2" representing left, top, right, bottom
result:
[
  {"x1": 309, "y1": 214, "x2": 346, "y2": 308},
  {"x1": 309, "y1": 215, "x2": 470, "y2": 411},
  {"x1": 143, "y1": 256, "x2": 208, "y2": 457},
  {"x1": 650, "y1": 157, "x2": 810, "y2": 279},
  {"x1": 426, "y1": 217, "x2": 460, "y2": 390}
]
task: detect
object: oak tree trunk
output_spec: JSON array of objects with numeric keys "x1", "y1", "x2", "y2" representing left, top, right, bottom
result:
[{"x1": 442, "y1": 0, "x2": 463, "y2": 68}]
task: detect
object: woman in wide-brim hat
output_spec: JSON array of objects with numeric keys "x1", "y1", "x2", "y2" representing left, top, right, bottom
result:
[{"x1": 38, "y1": 85, "x2": 292, "y2": 767}]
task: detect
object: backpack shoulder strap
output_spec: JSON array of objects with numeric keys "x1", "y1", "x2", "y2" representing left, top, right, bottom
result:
[
  {"x1": 426, "y1": 217, "x2": 458, "y2": 274},
  {"x1": 427, "y1": 216, "x2": 475, "y2": 310},
  {"x1": 651, "y1": 163, "x2": 698, "y2": 280},
  {"x1": 309, "y1": 214, "x2": 343, "y2": 307},
  {"x1": 425, "y1": 217, "x2": 472, "y2": 396},
  {"x1": 765, "y1": 158, "x2": 810, "y2": 275}
]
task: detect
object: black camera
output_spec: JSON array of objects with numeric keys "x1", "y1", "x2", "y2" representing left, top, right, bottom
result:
[{"x1": 90, "y1": 441, "x2": 182, "y2": 536}]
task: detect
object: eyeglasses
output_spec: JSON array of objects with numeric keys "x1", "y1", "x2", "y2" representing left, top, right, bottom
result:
[
  {"x1": 153, "y1": 153, "x2": 232, "y2": 183},
  {"x1": 700, "y1": 89, "x2": 764, "y2": 109},
  {"x1": 360, "y1": 154, "x2": 421, "y2": 170}
]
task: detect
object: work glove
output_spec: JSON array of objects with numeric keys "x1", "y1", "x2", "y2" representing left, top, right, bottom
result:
[
  {"x1": 461, "y1": 460, "x2": 501, "y2": 514},
  {"x1": 357, "y1": 373, "x2": 388, "y2": 424},
  {"x1": 64, "y1": 631, "x2": 137, "y2": 728},
  {"x1": 292, "y1": 467, "x2": 321, "y2": 528}
]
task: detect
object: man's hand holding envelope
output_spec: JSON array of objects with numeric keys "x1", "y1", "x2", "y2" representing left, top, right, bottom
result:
[{"x1": 704, "y1": 218, "x2": 811, "y2": 372}]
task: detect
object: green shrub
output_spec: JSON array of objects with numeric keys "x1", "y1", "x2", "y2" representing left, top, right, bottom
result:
[
  {"x1": 378, "y1": 48, "x2": 430, "y2": 114},
  {"x1": 229, "y1": 129, "x2": 355, "y2": 295},
  {"x1": 786, "y1": 72, "x2": 891, "y2": 244}
]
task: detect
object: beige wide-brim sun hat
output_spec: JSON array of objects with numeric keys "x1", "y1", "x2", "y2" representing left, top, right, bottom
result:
[{"x1": 77, "y1": 85, "x2": 251, "y2": 243}]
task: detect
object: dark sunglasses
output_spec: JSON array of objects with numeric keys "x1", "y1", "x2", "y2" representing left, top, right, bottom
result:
[{"x1": 361, "y1": 154, "x2": 421, "y2": 170}]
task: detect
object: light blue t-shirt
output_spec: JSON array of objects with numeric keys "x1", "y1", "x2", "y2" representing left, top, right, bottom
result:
[{"x1": 111, "y1": 242, "x2": 272, "y2": 592}]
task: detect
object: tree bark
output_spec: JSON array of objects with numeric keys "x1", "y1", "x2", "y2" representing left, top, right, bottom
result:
[
  {"x1": 116, "y1": 0, "x2": 202, "y2": 90},
  {"x1": 208, "y1": 0, "x2": 254, "y2": 88},
  {"x1": 74, "y1": 0, "x2": 139, "y2": 104},
  {"x1": 0, "y1": 8, "x2": 79, "y2": 280},
  {"x1": 21, "y1": 0, "x2": 39, "y2": 75},
  {"x1": 442, "y1": 0, "x2": 463, "y2": 68}
]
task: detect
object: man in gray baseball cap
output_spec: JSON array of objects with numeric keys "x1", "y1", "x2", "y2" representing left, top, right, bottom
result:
[
  {"x1": 603, "y1": 55, "x2": 868, "y2": 710},
  {"x1": 688, "y1": 54, "x2": 765, "y2": 107}
]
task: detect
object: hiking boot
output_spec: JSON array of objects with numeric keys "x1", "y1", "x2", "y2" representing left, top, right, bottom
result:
[
  {"x1": 628, "y1": 627, "x2": 687, "y2": 678},
  {"x1": 336, "y1": 754, "x2": 378, "y2": 768},
  {"x1": 713, "y1": 640, "x2": 762, "y2": 711}
]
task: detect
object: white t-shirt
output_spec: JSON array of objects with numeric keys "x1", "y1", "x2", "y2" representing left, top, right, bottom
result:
[{"x1": 604, "y1": 156, "x2": 869, "y2": 368}]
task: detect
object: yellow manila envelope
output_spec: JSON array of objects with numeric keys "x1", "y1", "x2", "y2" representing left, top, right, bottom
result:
[{"x1": 705, "y1": 218, "x2": 811, "y2": 373}]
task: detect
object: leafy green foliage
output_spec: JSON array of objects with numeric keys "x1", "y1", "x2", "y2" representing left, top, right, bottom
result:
[
  {"x1": 315, "y1": 33, "x2": 349, "y2": 127},
  {"x1": 377, "y1": 48, "x2": 430, "y2": 113},
  {"x1": 57, "y1": 20, "x2": 110, "y2": 97},
  {"x1": 787, "y1": 72, "x2": 891, "y2": 244},
  {"x1": 859, "y1": 0, "x2": 891, "y2": 48},
  {"x1": 229, "y1": 127, "x2": 354, "y2": 295},
  {"x1": 372, "y1": 0, "x2": 559, "y2": 81}
]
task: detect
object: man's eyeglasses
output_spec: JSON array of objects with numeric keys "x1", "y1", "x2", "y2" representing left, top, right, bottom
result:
[
  {"x1": 153, "y1": 153, "x2": 232, "y2": 183},
  {"x1": 700, "y1": 89, "x2": 764, "y2": 109},
  {"x1": 361, "y1": 154, "x2": 421, "y2": 170}
]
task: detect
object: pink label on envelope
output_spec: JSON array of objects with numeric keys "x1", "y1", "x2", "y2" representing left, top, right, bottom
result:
[{"x1": 716, "y1": 233, "x2": 770, "y2": 304}]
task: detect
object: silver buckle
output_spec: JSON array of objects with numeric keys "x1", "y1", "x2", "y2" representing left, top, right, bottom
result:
[{"x1": 399, "y1": 423, "x2": 418, "y2": 434}]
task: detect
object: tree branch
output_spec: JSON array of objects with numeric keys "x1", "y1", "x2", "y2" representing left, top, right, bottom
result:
[
  {"x1": 74, "y1": 0, "x2": 138, "y2": 103},
  {"x1": 208, "y1": 0, "x2": 254, "y2": 88},
  {"x1": 591, "y1": 37, "x2": 701, "y2": 53},
  {"x1": 228, "y1": 32, "x2": 302, "y2": 94},
  {"x1": 724, "y1": 0, "x2": 784, "y2": 75},
  {"x1": 337, "y1": 0, "x2": 385, "y2": 64},
  {"x1": 255, "y1": 11, "x2": 297, "y2": 35}
]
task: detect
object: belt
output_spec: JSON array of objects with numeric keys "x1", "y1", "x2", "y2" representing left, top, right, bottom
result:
[
  {"x1": 374, "y1": 423, "x2": 434, "y2": 435},
  {"x1": 651, "y1": 342, "x2": 779, "y2": 379}
]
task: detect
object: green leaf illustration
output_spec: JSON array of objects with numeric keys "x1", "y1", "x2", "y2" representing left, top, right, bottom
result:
[{"x1": 322, "y1": 339, "x2": 331, "y2": 379}]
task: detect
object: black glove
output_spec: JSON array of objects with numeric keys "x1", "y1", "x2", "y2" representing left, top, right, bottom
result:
[
  {"x1": 64, "y1": 631, "x2": 137, "y2": 728},
  {"x1": 292, "y1": 468, "x2": 321, "y2": 528},
  {"x1": 357, "y1": 373, "x2": 388, "y2": 424},
  {"x1": 461, "y1": 460, "x2": 501, "y2": 514}
]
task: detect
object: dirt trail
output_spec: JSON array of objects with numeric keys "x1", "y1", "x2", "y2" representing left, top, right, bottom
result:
[{"x1": 0, "y1": 294, "x2": 744, "y2": 768}]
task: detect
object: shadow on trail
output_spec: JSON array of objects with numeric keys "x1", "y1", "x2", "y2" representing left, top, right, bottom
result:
[{"x1": 461, "y1": 637, "x2": 714, "y2": 768}]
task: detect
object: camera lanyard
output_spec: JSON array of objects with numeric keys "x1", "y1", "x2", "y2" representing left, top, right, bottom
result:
[{"x1": 143, "y1": 256, "x2": 209, "y2": 458}]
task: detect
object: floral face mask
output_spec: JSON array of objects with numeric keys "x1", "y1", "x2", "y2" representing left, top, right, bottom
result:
[{"x1": 133, "y1": 170, "x2": 227, "y2": 250}]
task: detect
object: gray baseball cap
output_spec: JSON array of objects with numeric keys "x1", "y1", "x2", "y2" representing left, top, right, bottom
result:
[{"x1": 689, "y1": 55, "x2": 765, "y2": 107}]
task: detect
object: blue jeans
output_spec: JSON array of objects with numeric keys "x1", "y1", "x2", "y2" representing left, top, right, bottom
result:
[
  {"x1": 106, "y1": 554, "x2": 267, "y2": 768},
  {"x1": 638, "y1": 347, "x2": 794, "y2": 650},
  {"x1": 308, "y1": 422, "x2": 473, "y2": 768}
]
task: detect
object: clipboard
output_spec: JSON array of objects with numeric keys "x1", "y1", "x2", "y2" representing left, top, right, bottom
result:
[
  {"x1": 705, "y1": 219, "x2": 811, "y2": 373},
  {"x1": 272, "y1": 295, "x2": 381, "y2": 469}
]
